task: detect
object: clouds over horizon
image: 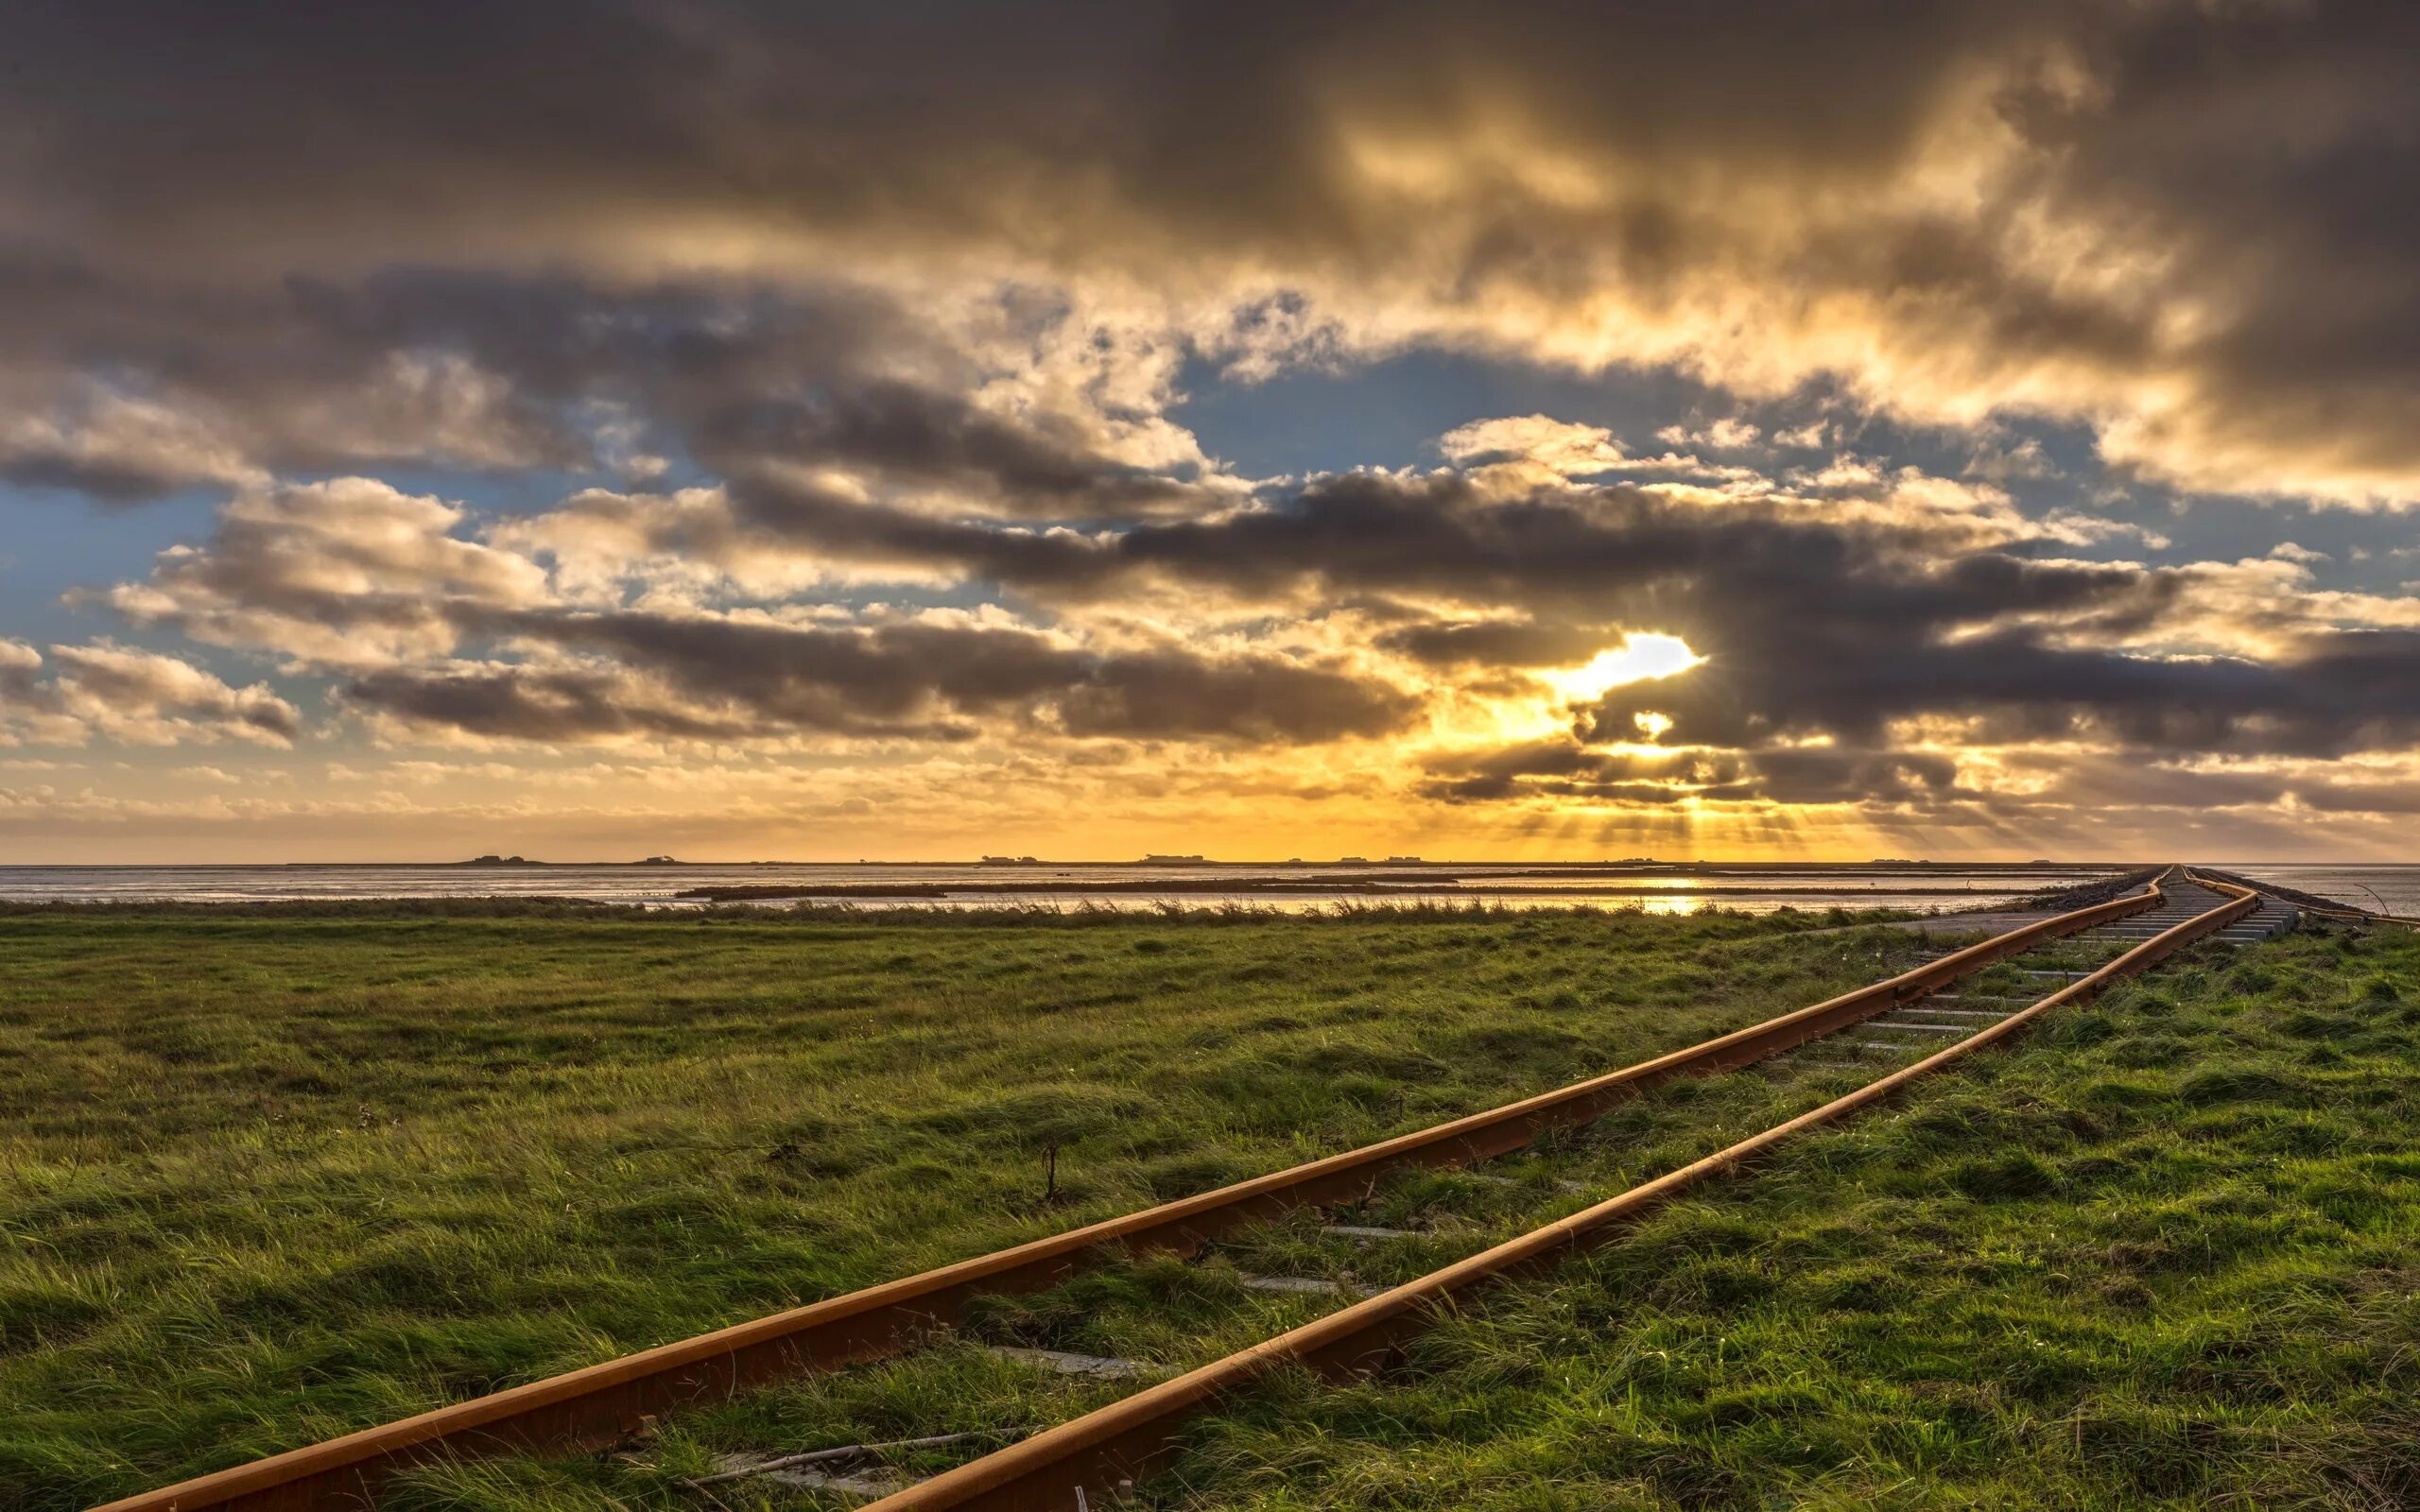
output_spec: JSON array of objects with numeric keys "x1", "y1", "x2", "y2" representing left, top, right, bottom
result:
[
  {"x1": 10, "y1": 3, "x2": 2420, "y2": 504},
  {"x1": 5, "y1": 1, "x2": 2420, "y2": 857},
  {"x1": 0, "y1": 640, "x2": 300, "y2": 750},
  {"x1": 52, "y1": 455, "x2": 2420, "y2": 846}
]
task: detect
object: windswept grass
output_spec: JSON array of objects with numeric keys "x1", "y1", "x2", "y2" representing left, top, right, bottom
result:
[
  {"x1": 344, "y1": 921, "x2": 2420, "y2": 1512},
  {"x1": 0, "y1": 903, "x2": 1918, "y2": 1510},
  {"x1": 1135, "y1": 921, "x2": 2420, "y2": 1511}
]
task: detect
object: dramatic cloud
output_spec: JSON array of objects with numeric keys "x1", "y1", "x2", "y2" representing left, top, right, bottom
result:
[
  {"x1": 7, "y1": 2, "x2": 2420, "y2": 858},
  {"x1": 94, "y1": 476, "x2": 1418, "y2": 749},
  {"x1": 0, "y1": 641, "x2": 300, "y2": 748},
  {"x1": 87, "y1": 460, "x2": 2418, "y2": 778},
  {"x1": 337, "y1": 618, "x2": 1418, "y2": 747},
  {"x1": 9, "y1": 3, "x2": 2420, "y2": 503},
  {"x1": 100, "y1": 479, "x2": 552, "y2": 668}
]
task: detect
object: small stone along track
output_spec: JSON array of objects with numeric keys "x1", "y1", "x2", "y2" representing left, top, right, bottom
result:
[{"x1": 91, "y1": 868, "x2": 2285, "y2": 1512}]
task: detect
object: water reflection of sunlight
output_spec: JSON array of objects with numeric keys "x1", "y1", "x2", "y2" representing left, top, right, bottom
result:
[{"x1": 1637, "y1": 893, "x2": 1705, "y2": 915}]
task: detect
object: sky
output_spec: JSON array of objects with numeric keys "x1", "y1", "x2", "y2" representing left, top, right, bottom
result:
[{"x1": 4, "y1": 1, "x2": 2420, "y2": 864}]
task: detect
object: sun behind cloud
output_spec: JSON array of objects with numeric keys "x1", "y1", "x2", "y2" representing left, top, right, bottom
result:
[
  {"x1": 4, "y1": 4, "x2": 2420, "y2": 862},
  {"x1": 1542, "y1": 634, "x2": 1705, "y2": 704}
]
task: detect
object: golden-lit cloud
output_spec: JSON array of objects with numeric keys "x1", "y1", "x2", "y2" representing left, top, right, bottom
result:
[{"x1": 4, "y1": 2, "x2": 2420, "y2": 859}]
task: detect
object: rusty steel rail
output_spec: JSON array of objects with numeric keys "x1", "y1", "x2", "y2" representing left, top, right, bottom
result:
[
  {"x1": 86, "y1": 882, "x2": 2163, "y2": 1512},
  {"x1": 862, "y1": 871, "x2": 2258, "y2": 1512}
]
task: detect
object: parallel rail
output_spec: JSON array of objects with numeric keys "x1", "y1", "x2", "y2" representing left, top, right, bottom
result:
[
  {"x1": 861, "y1": 871, "x2": 2260, "y2": 1512},
  {"x1": 90, "y1": 883, "x2": 2167, "y2": 1512}
]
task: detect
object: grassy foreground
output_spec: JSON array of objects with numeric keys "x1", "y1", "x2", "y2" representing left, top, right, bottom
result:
[
  {"x1": 387, "y1": 914, "x2": 2420, "y2": 1500},
  {"x1": 1152, "y1": 920, "x2": 2420, "y2": 1511},
  {"x1": 0, "y1": 903, "x2": 1913, "y2": 1510},
  {"x1": 16, "y1": 908, "x2": 2414, "y2": 1512},
  {"x1": 413, "y1": 920, "x2": 2420, "y2": 1512}
]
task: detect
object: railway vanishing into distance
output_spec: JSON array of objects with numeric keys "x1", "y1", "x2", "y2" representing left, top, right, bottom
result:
[{"x1": 94, "y1": 867, "x2": 2379, "y2": 1512}]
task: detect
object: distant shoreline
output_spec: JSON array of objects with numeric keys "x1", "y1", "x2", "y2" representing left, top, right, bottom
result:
[
  {"x1": 671, "y1": 876, "x2": 2049, "y2": 902},
  {"x1": 0, "y1": 858, "x2": 2166, "y2": 872}
]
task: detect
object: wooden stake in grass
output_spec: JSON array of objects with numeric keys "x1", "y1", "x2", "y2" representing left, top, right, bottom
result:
[{"x1": 1041, "y1": 1142, "x2": 1060, "y2": 1206}]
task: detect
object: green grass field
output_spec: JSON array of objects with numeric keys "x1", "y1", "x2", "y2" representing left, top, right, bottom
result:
[
  {"x1": 0, "y1": 902, "x2": 1920, "y2": 1510},
  {"x1": 1134, "y1": 923, "x2": 2420, "y2": 1511},
  {"x1": 9, "y1": 907, "x2": 2414, "y2": 1511},
  {"x1": 409, "y1": 920, "x2": 2420, "y2": 1512}
]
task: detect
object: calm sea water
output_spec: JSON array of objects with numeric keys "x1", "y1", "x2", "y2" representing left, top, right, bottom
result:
[
  {"x1": 0, "y1": 862, "x2": 2129, "y2": 915},
  {"x1": 2226, "y1": 865, "x2": 2420, "y2": 916}
]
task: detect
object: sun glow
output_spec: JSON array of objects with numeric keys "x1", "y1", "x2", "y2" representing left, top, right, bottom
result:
[{"x1": 1543, "y1": 633, "x2": 1704, "y2": 702}]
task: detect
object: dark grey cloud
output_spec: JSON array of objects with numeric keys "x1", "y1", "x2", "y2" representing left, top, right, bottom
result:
[
  {"x1": 1090, "y1": 474, "x2": 2420, "y2": 764},
  {"x1": 339, "y1": 664, "x2": 785, "y2": 746},
  {"x1": 1375, "y1": 618, "x2": 1613, "y2": 670},
  {"x1": 1417, "y1": 741, "x2": 1744, "y2": 805},
  {"x1": 291, "y1": 271, "x2": 1220, "y2": 517},
  {"x1": 1418, "y1": 739, "x2": 1963, "y2": 809},
  {"x1": 0, "y1": 259, "x2": 1208, "y2": 513},
  {"x1": 1009, "y1": 470, "x2": 2411, "y2": 766},
  {"x1": 1987, "y1": 748, "x2": 2420, "y2": 820},
  {"x1": 1049, "y1": 648, "x2": 1414, "y2": 743},
  {"x1": 1427, "y1": 731, "x2": 2420, "y2": 823},
  {"x1": 717, "y1": 467, "x2": 1997, "y2": 606},
  {"x1": 18, "y1": 0, "x2": 2420, "y2": 827},
  {"x1": 0, "y1": 2, "x2": 2049, "y2": 270},
  {"x1": 692, "y1": 384, "x2": 1219, "y2": 521},
  {"x1": 1582, "y1": 622, "x2": 2420, "y2": 762},
  {"x1": 111, "y1": 462, "x2": 2416, "y2": 766},
  {"x1": 10, "y1": 2, "x2": 2420, "y2": 500},
  {"x1": 342, "y1": 612, "x2": 1417, "y2": 746},
  {"x1": 717, "y1": 477, "x2": 1120, "y2": 588},
  {"x1": 0, "y1": 446, "x2": 219, "y2": 507}
]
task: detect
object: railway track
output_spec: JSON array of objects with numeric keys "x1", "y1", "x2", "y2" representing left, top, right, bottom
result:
[{"x1": 89, "y1": 868, "x2": 2270, "y2": 1512}]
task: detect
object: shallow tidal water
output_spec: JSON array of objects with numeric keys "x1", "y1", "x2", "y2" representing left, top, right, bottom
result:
[{"x1": 0, "y1": 860, "x2": 2135, "y2": 915}]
